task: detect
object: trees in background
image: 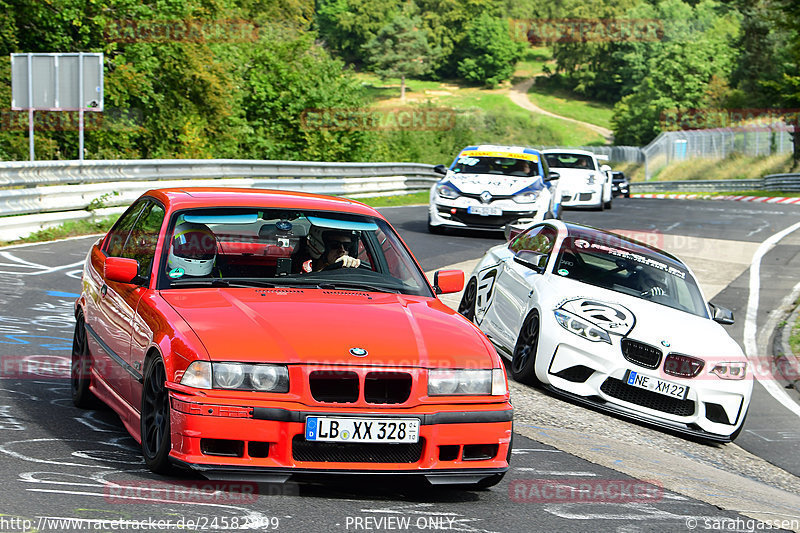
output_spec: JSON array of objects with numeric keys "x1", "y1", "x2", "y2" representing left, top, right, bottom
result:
[
  {"x1": 363, "y1": 14, "x2": 433, "y2": 100},
  {"x1": 0, "y1": 0, "x2": 797, "y2": 160}
]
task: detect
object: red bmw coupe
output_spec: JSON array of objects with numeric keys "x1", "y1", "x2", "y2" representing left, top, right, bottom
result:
[{"x1": 73, "y1": 188, "x2": 512, "y2": 487}]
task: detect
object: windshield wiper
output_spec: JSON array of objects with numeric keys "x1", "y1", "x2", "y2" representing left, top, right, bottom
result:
[
  {"x1": 316, "y1": 282, "x2": 400, "y2": 294},
  {"x1": 168, "y1": 277, "x2": 277, "y2": 288}
]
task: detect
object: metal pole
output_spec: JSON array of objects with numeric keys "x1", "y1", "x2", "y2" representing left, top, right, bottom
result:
[
  {"x1": 78, "y1": 54, "x2": 84, "y2": 161},
  {"x1": 27, "y1": 54, "x2": 34, "y2": 161}
]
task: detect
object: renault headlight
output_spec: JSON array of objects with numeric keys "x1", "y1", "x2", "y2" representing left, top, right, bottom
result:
[
  {"x1": 513, "y1": 190, "x2": 540, "y2": 204},
  {"x1": 428, "y1": 369, "x2": 505, "y2": 396},
  {"x1": 554, "y1": 309, "x2": 611, "y2": 344},
  {"x1": 436, "y1": 183, "x2": 460, "y2": 200}
]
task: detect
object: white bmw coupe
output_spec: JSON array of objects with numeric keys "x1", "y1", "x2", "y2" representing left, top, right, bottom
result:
[{"x1": 459, "y1": 221, "x2": 753, "y2": 441}]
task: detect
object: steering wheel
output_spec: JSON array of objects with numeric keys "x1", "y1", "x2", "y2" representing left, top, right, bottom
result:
[{"x1": 321, "y1": 261, "x2": 343, "y2": 271}]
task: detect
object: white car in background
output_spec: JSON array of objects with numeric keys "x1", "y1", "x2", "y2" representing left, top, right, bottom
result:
[
  {"x1": 542, "y1": 149, "x2": 612, "y2": 210},
  {"x1": 428, "y1": 145, "x2": 561, "y2": 233},
  {"x1": 458, "y1": 220, "x2": 752, "y2": 442}
]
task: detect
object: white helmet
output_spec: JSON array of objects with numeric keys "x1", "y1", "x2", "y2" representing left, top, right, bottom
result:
[
  {"x1": 306, "y1": 226, "x2": 356, "y2": 260},
  {"x1": 167, "y1": 222, "x2": 216, "y2": 276}
]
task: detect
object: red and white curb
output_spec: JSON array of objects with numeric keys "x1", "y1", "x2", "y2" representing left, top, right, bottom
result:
[{"x1": 632, "y1": 193, "x2": 800, "y2": 204}]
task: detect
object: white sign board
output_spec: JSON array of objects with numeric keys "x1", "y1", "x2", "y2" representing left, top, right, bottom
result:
[{"x1": 11, "y1": 53, "x2": 103, "y2": 111}]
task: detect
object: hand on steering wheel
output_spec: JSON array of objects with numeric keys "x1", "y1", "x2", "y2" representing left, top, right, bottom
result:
[
  {"x1": 641, "y1": 286, "x2": 666, "y2": 297},
  {"x1": 322, "y1": 255, "x2": 361, "y2": 270}
]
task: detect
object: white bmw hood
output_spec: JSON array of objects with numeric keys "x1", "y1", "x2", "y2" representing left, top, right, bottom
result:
[
  {"x1": 544, "y1": 276, "x2": 745, "y2": 361},
  {"x1": 445, "y1": 172, "x2": 545, "y2": 196}
]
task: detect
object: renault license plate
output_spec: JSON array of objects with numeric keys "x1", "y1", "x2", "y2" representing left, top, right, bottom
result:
[{"x1": 467, "y1": 205, "x2": 502, "y2": 216}]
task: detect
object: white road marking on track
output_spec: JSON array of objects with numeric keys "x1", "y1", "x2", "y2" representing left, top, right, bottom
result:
[
  {"x1": 745, "y1": 220, "x2": 800, "y2": 419},
  {"x1": 514, "y1": 468, "x2": 599, "y2": 476},
  {"x1": 0, "y1": 252, "x2": 84, "y2": 275}
]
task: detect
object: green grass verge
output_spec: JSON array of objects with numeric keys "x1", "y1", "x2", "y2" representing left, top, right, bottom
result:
[
  {"x1": 1, "y1": 215, "x2": 119, "y2": 246},
  {"x1": 351, "y1": 190, "x2": 429, "y2": 207},
  {"x1": 790, "y1": 308, "x2": 800, "y2": 357}
]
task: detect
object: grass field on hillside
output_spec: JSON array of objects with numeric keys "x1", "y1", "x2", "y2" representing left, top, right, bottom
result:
[
  {"x1": 527, "y1": 78, "x2": 614, "y2": 130},
  {"x1": 356, "y1": 72, "x2": 605, "y2": 148}
]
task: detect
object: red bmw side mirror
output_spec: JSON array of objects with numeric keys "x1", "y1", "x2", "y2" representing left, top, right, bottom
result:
[
  {"x1": 105, "y1": 257, "x2": 139, "y2": 283},
  {"x1": 433, "y1": 270, "x2": 464, "y2": 295}
]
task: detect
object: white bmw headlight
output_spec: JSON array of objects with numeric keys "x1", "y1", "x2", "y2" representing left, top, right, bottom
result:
[
  {"x1": 709, "y1": 362, "x2": 747, "y2": 380},
  {"x1": 436, "y1": 183, "x2": 460, "y2": 200},
  {"x1": 428, "y1": 369, "x2": 504, "y2": 396},
  {"x1": 554, "y1": 309, "x2": 611, "y2": 344},
  {"x1": 513, "y1": 190, "x2": 540, "y2": 204}
]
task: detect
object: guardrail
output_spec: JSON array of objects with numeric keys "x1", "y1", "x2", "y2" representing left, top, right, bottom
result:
[
  {"x1": 630, "y1": 179, "x2": 763, "y2": 193},
  {"x1": 0, "y1": 159, "x2": 440, "y2": 242},
  {"x1": 764, "y1": 173, "x2": 800, "y2": 192},
  {"x1": 630, "y1": 173, "x2": 800, "y2": 193}
]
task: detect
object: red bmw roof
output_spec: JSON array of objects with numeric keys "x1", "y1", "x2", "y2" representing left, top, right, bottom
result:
[{"x1": 144, "y1": 188, "x2": 380, "y2": 217}]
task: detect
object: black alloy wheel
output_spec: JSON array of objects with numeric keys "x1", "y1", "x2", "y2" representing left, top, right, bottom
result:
[
  {"x1": 141, "y1": 356, "x2": 172, "y2": 474},
  {"x1": 512, "y1": 310, "x2": 541, "y2": 385},
  {"x1": 458, "y1": 278, "x2": 478, "y2": 321}
]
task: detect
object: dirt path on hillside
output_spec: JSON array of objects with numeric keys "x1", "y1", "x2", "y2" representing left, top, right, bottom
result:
[{"x1": 509, "y1": 77, "x2": 614, "y2": 144}]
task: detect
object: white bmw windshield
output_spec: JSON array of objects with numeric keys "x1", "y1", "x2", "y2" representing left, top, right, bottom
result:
[{"x1": 553, "y1": 235, "x2": 708, "y2": 318}]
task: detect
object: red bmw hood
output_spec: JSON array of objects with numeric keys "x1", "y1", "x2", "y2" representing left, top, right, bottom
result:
[{"x1": 161, "y1": 288, "x2": 495, "y2": 368}]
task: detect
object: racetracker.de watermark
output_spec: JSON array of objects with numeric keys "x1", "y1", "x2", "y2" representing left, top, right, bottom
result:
[
  {"x1": 300, "y1": 108, "x2": 456, "y2": 132},
  {"x1": 509, "y1": 478, "x2": 663, "y2": 503},
  {"x1": 102, "y1": 480, "x2": 290, "y2": 504},
  {"x1": 660, "y1": 108, "x2": 800, "y2": 132},
  {"x1": 509, "y1": 18, "x2": 664, "y2": 44},
  {"x1": 104, "y1": 19, "x2": 260, "y2": 43},
  {"x1": 0, "y1": 109, "x2": 144, "y2": 132}
]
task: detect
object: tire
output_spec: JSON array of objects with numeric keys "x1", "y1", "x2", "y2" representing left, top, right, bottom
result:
[
  {"x1": 511, "y1": 310, "x2": 541, "y2": 385},
  {"x1": 604, "y1": 197, "x2": 612, "y2": 209},
  {"x1": 71, "y1": 312, "x2": 97, "y2": 408},
  {"x1": 458, "y1": 278, "x2": 478, "y2": 321},
  {"x1": 427, "y1": 214, "x2": 445, "y2": 234},
  {"x1": 141, "y1": 355, "x2": 172, "y2": 474},
  {"x1": 595, "y1": 196, "x2": 605, "y2": 211}
]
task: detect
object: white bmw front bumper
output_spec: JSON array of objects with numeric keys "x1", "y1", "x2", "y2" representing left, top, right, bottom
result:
[{"x1": 536, "y1": 327, "x2": 751, "y2": 440}]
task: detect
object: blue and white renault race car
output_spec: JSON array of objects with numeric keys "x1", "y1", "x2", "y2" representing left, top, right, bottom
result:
[{"x1": 428, "y1": 145, "x2": 561, "y2": 233}]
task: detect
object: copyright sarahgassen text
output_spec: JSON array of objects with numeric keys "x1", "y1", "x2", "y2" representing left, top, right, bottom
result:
[{"x1": 685, "y1": 516, "x2": 799, "y2": 531}]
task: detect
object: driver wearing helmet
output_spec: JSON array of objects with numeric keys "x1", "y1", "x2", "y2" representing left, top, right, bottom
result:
[
  {"x1": 303, "y1": 226, "x2": 361, "y2": 272},
  {"x1": 167, "y1": 221, "x2": 218, "y2": 277}
]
